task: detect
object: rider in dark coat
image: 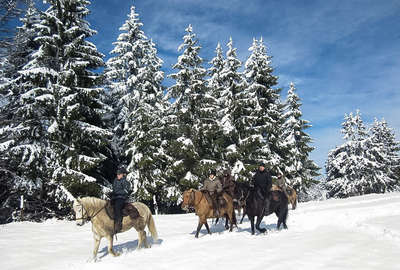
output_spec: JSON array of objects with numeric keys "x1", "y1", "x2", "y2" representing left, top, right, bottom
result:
[
  {"x1": 252, "y1": 162, "x2": 272, "y2": 212},
  {"x1": 219, "y1": 169, "x2": 235, "y2": 197},
  {"x1": 112, "y1": 167, "x2": 131, "y2": 233}
]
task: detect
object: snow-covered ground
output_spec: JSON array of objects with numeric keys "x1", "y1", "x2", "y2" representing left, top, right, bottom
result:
[{"x1": 2, "y1": 192, "x2": 400, "y2": 270}]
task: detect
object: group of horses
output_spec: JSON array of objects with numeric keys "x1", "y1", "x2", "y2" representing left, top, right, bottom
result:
[
  {"x1": 181, "y1": 181, "x2": 296, "y2": 238},
  {"x1": 72, "y1": 181, "x2": 297, "y2": 261}
]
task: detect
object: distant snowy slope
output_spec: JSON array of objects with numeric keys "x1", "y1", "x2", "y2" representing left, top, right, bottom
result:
[{"x1": 1, "y1": 192, "x2": 400, "y2": 270}]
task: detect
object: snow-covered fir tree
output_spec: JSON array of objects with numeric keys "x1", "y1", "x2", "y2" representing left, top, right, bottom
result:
[
  {"x1": 243, "y1": 38, "x2": 285, "y2": 177},
  {"x1": 326, "y1": 110, "x2": 398, "y2": 198},
  {"x1": 0, "y1": 0, "x2": 58, "y2": 222},
  {"x1": 217, "y1": 37, "x2": 253, "y2": 179},
  {"x1": 369, "y1": 118, "x2": 400, "y2": 189},
  {"x1": 105, "y1": 5, "x2": 149, "y2": 160},
  {"x1": 164, "y1": 25, "x2": 219, "y2": 193},
  {"x1": 105, "y1": 5, "x2": 168, "y2": 211},
  {"x1": 206, "y1": 42, "x2": 227, "y2": 164},
  {"x1": 42, "y1": 0, "x2": 112, "y2": 202},
  {"x1": 282, "y1": 82, "x2": 319, "y2": 192}
]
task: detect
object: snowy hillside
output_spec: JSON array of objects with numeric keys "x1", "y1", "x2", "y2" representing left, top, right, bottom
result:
[{"x1": 2, "y1": 192, "x2": 400, "y2": 270}]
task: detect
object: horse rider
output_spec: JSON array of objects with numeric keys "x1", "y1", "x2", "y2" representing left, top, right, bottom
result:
[
  {"x1": 201, "y1": 169, "x2": 223, "y2": 216},
  {"x1": 219, "y1": 169, "x2": 235, "y2": 197},
  {"x1": 112, "y1": 167, "x2": 132, "y2": 233},
  {"x1": 276, "y1": 173, "x2": 290, "y2": 199},
  {"x1": 252, "y1": 162, "x2": 272, "y2": 213}
]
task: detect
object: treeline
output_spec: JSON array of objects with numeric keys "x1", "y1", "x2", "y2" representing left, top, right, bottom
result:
[
  {"x1": 0, "y1": 1, "x2": 319, "y2": 222},
  {"x1": 1, "y1": 1, "x2": 398, "y2": 224}
]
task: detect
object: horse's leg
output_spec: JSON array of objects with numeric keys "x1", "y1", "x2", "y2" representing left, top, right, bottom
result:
[
  {"x1": 92, "y1": 233, "x2": 101, "y2": 261},
  {"x1": 249, "y1": 215, "x2": 255, "y2": 235},
  {"x1": 282, "y1": 207, "x2": 288, "y2": 229},
  {"x1": 137, "y1": 230, "x2": 148, "y2": 249},
  {"x1": 228, "y1": 212, "x2": 234, "y2": 232},
  {"x1": 204, "y1": 221, "x2": 211, "y2": 235},
  {"x1": 240, "y1": 208, "x2": 246, "y2": 224},
  {"x1": 106, "y1": 234, "x2": 120, "y2": 256},
  {"x1": 276, "y1": 208, "x2": 282, "y2": 229},
  {"x1": 195, "y1": 219, "x2": 204, "y2": 238},
  {"x1": 136, "y1": 231, "x2": 143, "y2": 250},
  {"x1": 255, "y1": 214, "x2": 266, "y2": 233},
  {"x1": 224, "y1": 214, "x2": 229, "y2": 230}
]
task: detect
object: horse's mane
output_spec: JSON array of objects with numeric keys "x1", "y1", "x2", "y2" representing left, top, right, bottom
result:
[{"x1": 80, "y1": 196, "x2": 107, "y2": 210}]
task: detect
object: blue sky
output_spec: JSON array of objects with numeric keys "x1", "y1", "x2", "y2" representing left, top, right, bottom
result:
[{"x1": 39, "y1": 0, "x2": 400, "y2": 173}]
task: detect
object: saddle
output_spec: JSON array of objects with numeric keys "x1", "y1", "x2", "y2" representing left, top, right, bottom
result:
[
  {"x1": 105, "y1": 201, "x2": 141, "y2": 220},
  {"x1": 201, "y1": 190, "x2": 227, "y2": 207}
]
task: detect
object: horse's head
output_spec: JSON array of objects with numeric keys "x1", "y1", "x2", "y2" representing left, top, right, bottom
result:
[
  {"x1": 72, "y1": 198, "x2": 89, "y2": 226},
  {"x1": 181, "y1": 189, "x2": 195, "y2": 212}
]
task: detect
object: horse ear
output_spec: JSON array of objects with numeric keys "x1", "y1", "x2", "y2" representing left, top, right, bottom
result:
[{"x1": 190, "y1": 189, "x2": 195, "y2": 202}]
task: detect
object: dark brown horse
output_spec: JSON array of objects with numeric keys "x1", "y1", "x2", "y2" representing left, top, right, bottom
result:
[
  {"x1": 236, "y1": 182, "x2": 288, "y2": 234},
  {"x1": 181, "y1": 189, "x2": 236, "y2": 238}
]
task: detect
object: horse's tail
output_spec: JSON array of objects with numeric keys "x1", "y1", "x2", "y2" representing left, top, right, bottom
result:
[{"x1": 147, "y1": 214, "x2": 158, "y2": 241}]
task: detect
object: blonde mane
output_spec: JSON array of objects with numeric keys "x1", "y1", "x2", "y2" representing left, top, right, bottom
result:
[{"x1": 79, "y1": 196, "x2": 107, "y2": 211}]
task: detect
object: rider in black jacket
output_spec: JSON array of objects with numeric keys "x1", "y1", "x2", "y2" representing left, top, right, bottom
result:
[
  {"x1": 112, "y1": 167, "x2": 131, "y2": 233},
  {"x1": 252, "y1": 162, "x2": 272, "y2": 212}
]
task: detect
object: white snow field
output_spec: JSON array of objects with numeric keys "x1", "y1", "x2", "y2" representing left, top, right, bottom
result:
[{"x1": 1, "y1": 192, "x2": 400, "y2": 270}]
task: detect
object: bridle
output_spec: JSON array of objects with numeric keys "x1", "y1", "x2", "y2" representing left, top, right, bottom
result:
[
  {"x1": 74, "y1": 199, "x2": 105, "y2": 223},
  {"x1": 235, "y1": 187, "x2": 250, "y2": 207},
  {"x1": 182, "y1": 189, "x2": 196, "y2": 211}
]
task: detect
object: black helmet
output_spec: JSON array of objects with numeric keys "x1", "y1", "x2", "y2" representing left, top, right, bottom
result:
[
  {"x1": 209, "y1": 169, "x2": 216, "y2": 176},
  {"x1": 223, "y1": 169, "x2": 231, "y2": 176},
  {"x1": 117, "y1": 167, "x2": 127, "y2": 175},
  {"x1": 259, "y1": 162, "x2": 265, "y2": 167}
]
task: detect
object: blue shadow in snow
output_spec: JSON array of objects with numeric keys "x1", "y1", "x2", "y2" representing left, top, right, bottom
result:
[{"x1": 98, "y1": 237, "x2": 163, "y2": 258}]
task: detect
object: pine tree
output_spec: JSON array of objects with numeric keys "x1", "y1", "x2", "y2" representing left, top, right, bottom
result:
[
  {"x1": 218, "y1": 37, "x2": 252, "y2": 179},
  {"x1": 207, "y1": 42, "x2": 226, "y2": 165},
  {"x1": 243, "y1": 38, "x2": 285, "y2": 178},
  {"x1": 105, "y1": 5, "x2": 167, "y2": 211},
  {"x1": 282, "y1": 82, "x2": 319, "y2": 191},
  {"x1": 105, "y1": 5, "x2": 149, "y2": 160},
  {"x1": 326, "y1": 110, "x2": 394, "y2": 198},
  {"x1": 0, "y1": 1, "x2": 59, "y2": 221},
  {"x1": 164, "y1": 25, "x2": 218, "y2": 192},
  {"x1": 42, "y1": 0, "x2": 112, "y2": 201},
  {"x1": 369, "y1": 118, "x2": 400, "y2": 190}
]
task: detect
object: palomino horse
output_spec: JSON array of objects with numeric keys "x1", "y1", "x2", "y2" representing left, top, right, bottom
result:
[
  {"x1": 72, "y1": 197, "x2": 158, "y2": 261},
  {"x1": 181, "y1": 189, "x2": 236, "y2": 238}
]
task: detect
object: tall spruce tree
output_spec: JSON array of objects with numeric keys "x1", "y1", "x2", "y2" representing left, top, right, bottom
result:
[
  {"x1": 105, "y1": 5, "x2": 167, "y2": 211},
  {"x1": 42, "y1": 0, "x2": 111, "y2": 202},
  {"x1": 218, "y1": 37, "x2": 252, "y2": 179},
  {"x1": 243, "y1": 38, "x2": 285, "y2": 177},
  {"x1": 0, "y1": 1, "x2": 61, "y2": 221},
  {"x1": 282, "y1": 82, "x2": 319, "y2": 191},
  {"x1": 164, "y1": 25, "x2": 218, "y2": 192}
]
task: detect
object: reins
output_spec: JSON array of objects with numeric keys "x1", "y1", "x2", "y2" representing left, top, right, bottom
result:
[{"x1": 74, "y1": 199, "x2": 107, "y2": 222}]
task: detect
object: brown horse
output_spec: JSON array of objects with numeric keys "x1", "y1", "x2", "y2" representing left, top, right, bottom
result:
[
  {"x1": 287, "y1": 186, "x2": 297, "y2": 209},
  {"x1": 271, "y1": 184, "x2": 297, "y2": 209},
  {"x1": 181, "y1": 189, "x2": 236, "y2": 238}
]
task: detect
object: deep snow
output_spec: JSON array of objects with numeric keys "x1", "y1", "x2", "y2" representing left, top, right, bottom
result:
[{"x1": 1, "y1": 192, "x2": 400, "y2": 270}]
